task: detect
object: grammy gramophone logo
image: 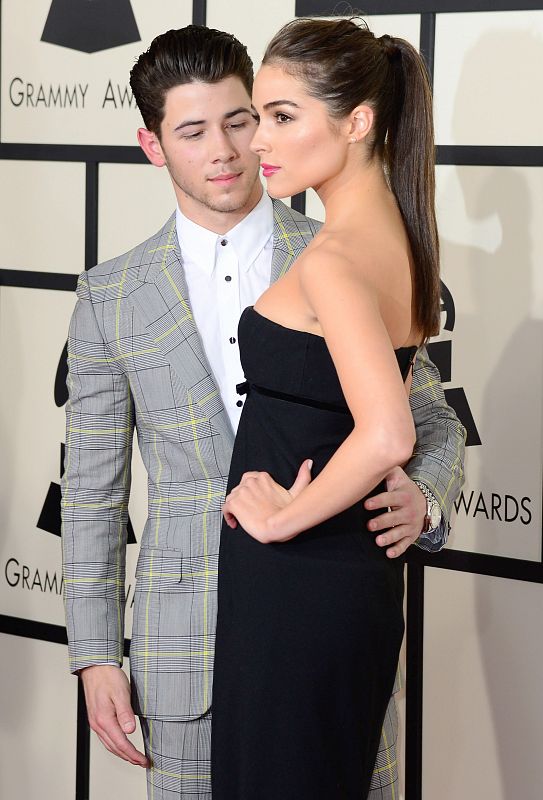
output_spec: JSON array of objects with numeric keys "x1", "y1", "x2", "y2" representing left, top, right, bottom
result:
[
  {"x1": 41, "y1": 0, "x2": 141, "y2": 54},
  {"x1": 37, "y1": 342, "x2": 137, "y2": 543}
]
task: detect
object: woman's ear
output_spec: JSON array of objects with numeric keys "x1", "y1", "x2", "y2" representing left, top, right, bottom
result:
[{"x1": 345, "y1": 104, "x2": 374, "y2": 144}]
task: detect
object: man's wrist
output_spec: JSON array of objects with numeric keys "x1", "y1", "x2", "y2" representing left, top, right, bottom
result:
[
  {"x1": 77, "y1": 663, "x2": 122, "y2": 678},
  {"x1": 413, "y1": 480, "x2": 442, "y2": 533},
  {"x1": 415, "y1": 517, "x2": 449, "y2": 552}
]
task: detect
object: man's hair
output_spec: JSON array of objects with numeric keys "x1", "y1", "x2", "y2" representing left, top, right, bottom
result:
[{"x1": 130, "y1": 25, "x2": 254, "y2": 136}]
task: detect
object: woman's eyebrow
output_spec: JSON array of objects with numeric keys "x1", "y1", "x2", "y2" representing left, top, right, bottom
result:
[{"x1": 263, "y1": 100, "x2": 301, "y2": 110}]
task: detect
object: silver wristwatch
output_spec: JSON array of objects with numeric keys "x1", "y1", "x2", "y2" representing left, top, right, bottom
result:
[{"x1": 414, "y1": 481, "x2": 442, "y2": 533}]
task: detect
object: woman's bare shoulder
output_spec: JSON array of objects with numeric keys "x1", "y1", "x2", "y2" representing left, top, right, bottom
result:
[
  {"x1": 299, "y1": 235, "x2": 364, "y2": 277},
  {"x1": 298, "y1": 231, "x2": 417, "y2": 347}
]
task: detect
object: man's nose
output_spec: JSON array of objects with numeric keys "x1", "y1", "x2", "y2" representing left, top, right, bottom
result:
[{"x1": 210, "y1": 128, "x2": 237, "y2": 162}]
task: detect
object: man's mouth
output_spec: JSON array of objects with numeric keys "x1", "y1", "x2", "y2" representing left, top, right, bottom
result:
[{"x1": 208, "y1": 172, "x2": 242, "y2": 185}]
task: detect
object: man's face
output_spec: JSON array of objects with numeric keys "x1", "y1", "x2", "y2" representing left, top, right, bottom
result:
[{"x1": 154, "y1": 76, "x2": 262, "y2": 224}]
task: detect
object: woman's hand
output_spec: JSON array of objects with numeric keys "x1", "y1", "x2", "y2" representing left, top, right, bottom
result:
[{"x1": 223, "y1": 459, "x2": 313, "y2": 543}]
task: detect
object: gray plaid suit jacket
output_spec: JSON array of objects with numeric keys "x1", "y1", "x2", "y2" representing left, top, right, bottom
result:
[{"x1": 62, "y1": 199, "x2": 465, "y2": 721}]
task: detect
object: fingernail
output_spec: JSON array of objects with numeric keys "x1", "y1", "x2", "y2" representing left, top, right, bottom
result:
[{"x1": 307, "y1": 459, "x2": 313, "y2": 470}]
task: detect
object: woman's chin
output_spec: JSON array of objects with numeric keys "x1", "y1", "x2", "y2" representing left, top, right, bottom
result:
[
  {"x1": 266, "y1": 180, "x2": 306, "y2": 201},
  {"x1": 267, "y1": 188, "x2": 289, "y2": 200}
]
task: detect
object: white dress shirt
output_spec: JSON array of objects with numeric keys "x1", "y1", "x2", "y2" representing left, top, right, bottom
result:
[{"x1": 176, "y1": 191, "x2": 274, "y2": 432}]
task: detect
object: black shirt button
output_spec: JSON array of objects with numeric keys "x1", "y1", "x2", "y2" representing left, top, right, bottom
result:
[
  {"x1": 229, "y1": 337, "x2": 236, "y2": 344},
  {"x1": 236, "y1": 400, "x2": 243, "y2": 407},
  {"x1": 225, "y1": 275, "x2": 232, "y2": 282},
  {"x1": 221, "y1": 239, "x2": 227, "y2": 246}
]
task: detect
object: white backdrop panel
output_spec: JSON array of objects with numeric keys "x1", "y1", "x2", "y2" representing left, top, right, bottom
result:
[
  {"x1": 434, "y1": 11, "x2": 543, "y2": 146},
  {"x1": 0, "y1": 634, "x2": 77, "y2": 798},
  {"x1": 436, "y1": 165, "x2": 543, "y2": 560},
  {"x1": 0, "y1": 160, "x2": 85, "y2": 272},
  {"x1": 1, "y1": 0, "x2": 192, "y2": 146},
  {"x1": 207, "y1": 0, "x2": 296, "y2": 71},
  {"x1": 98, "y1": 163, "x2": 176, "y2": 263},
  {"x1": 1, "y1": 287, "x2": 74, "y2": 624},
  {"x1": 423, "y1": 569, "x2": 543, "y2": 800}
]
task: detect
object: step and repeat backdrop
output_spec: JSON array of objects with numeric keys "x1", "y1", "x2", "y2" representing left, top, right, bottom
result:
[{"x1": 1, "y1": 1, "x2": 542, "y2": 799}]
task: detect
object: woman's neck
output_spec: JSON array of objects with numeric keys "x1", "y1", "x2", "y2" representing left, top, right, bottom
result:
[{"x1": 316, "y1": 158, "x2": 392, "y2": 230}]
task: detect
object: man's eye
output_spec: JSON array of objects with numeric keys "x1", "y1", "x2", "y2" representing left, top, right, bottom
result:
[
  {"x1": 183, "y1": 131, "x2": 203, "y2": 139},
  {"x1": 228, "y1": 122, "x2": 248, "y2": 130}
]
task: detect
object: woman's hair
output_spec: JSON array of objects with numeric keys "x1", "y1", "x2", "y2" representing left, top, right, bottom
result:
[
  {"x1": 263, "y1": 17, "x2": 441, "y2": 341},
  {"x1": 130, "y1": 26, "x2": 254, "y2": 138}
]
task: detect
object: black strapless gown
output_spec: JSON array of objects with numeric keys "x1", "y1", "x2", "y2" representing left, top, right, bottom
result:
[{"x1": 212, "y1": 306, "x2": 416, "y2": 800}]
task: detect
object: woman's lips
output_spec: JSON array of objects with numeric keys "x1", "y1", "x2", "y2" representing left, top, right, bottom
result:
[{"x1": 261, "y1": 164, "x2": 281, "y2": 178}]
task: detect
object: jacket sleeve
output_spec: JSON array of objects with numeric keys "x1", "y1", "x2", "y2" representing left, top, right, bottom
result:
[
  {"x1": 61, "y1": 271, "x2": 134, "y2": 673},
  {"x1": 406, "y1": 346, "x2": 466, "y2": 551}
]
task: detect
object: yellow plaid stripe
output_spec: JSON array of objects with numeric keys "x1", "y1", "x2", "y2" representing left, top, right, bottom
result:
[{"x1": 187, "y1": 391, "x2": 213, "y2": 712}]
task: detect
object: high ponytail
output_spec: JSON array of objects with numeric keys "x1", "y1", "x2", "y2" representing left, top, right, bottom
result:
[
  {"x1": 379, "y1": 34, "x2": 441, "y2": 339},
  {"x1": 263, "y1": 18, "x2": 441, "y2": 341}
]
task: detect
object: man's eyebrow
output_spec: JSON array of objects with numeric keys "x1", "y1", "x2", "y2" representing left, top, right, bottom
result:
[
  {"x1": 224, "y1": 107, "x2": 253, "y2": 119},
  {"x1": 174, "y1": 118, "x2": 206, "y2": 132},
  {"x1": 263, "y1": 100, "x2": 301, "y2": 110},
  {"x1": 173, "y1": 107, "x2": 254, "y2": 132}
]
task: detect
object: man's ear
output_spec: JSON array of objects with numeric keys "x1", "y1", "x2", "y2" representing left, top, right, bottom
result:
[{"x1": 137, "y1": 128, "x2": 166, "y2": 167}]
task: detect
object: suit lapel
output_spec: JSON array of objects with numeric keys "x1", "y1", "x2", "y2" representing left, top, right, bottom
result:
[
  {"x1": 132, "y1": 214, "x2": 234, "y2": 448},
  {"x1": 132, "y1": 201, "x2": 317, "y2": 446},
  {"x1": 270, "y1": 199, "x2": 318, "y2": 284}
]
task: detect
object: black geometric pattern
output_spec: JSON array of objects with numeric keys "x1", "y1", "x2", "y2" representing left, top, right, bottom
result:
[{"x1": 41, "y1": 0, "x2": 140, "y2": 54}]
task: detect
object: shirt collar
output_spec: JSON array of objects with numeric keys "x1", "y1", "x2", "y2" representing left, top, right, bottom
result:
[
  {"x1": 176, "y1": 206, "x2": 218, "y2": 278},
  {"x1": 226, "y1": 190, "x2": 273, "y2": 273},
  {"x1": 176, "y1": 190, "x2": 273, "y2": 277}
]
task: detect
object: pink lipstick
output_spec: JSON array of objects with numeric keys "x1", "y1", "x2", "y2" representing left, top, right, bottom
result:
[{"x1": 261, "y1": 163, "x2": 281, "y2": 178}]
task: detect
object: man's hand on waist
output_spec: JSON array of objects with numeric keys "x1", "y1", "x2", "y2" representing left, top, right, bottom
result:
[{"x1": 364, "y1": 466, "x2": 431, "y2": 558}]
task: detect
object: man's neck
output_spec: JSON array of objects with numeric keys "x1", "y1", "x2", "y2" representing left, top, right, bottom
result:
[{"x1": 176, "y1": 184, "x2": 264, "y2": 235}]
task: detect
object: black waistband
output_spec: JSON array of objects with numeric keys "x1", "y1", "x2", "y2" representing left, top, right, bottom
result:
[{"x1": 236, "y1": 380, "x2": 351, "y2": 415}]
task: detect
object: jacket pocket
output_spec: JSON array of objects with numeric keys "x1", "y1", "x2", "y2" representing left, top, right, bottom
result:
[{"x1": 134, "y1": 547, "x2": 183, "y2": 591}]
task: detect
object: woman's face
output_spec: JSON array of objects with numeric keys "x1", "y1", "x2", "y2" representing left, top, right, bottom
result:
[{"x1": 250, "y1": 64, "x2": 348, "y2": 199}]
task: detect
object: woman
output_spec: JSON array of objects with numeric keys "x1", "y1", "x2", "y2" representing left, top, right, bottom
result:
[{"x1": 212, "y1": 17, "x2": 440, "y2": 799}]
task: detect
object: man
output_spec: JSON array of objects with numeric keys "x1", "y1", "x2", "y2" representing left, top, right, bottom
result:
[{"x1": 62, "y1": 25, "x2": 465, "y2": 800}]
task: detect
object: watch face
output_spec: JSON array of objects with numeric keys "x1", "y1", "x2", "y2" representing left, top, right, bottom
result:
[{"x1": 430, "y1": 502, "x2": 441, "y2": 529}]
